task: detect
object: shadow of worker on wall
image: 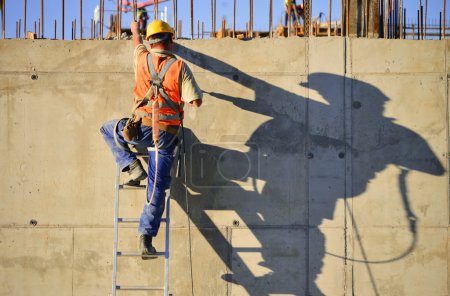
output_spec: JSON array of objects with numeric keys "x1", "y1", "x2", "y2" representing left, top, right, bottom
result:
[{"x1": 172, "y1": 44, "x2": 445, "y2": 296}]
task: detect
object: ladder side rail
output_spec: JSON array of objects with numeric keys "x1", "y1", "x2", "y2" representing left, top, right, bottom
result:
[
  {"x1": 164, "y1": 192, "x2": 171, "y2": 296},
  {"x1": 112, "y1": 164, "x2": 121, "y2": 296}
]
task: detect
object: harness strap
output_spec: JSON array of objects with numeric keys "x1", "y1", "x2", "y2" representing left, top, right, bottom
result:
[
  {"x1": 147, "y1": 54, "x2": 177, "y2": 88},
  {"x1": 146, "y1": 54, "x2": 181, "y2": 118},
  {"x1": 158, "y1": 87, "x2": 181, "y2": 114},
  {"x1": 141, "y1": 117, "x2": 179, "y2": 135}
]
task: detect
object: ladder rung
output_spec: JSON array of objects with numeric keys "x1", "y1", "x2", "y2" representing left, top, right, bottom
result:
[
  {"x1": 118, "y1": 218, "x2": 166, "y2": 223},
  {"x1": 118, "y1": 218, "x2": 140, "y2": 223},
  {"x1": 119, "y1": 184, "x2": 146, "y2": 190},
  {"x1": 116, "y1": 285, "x2": 163, "y2": 291},
  {"x1": 117, "y1": 251, "x2": 164, "y2": 257}
]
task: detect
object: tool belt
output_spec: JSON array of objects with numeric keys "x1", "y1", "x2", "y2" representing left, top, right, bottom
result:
[{"x1": 122, "y1": 116, "x2": 141, "y2": 142}]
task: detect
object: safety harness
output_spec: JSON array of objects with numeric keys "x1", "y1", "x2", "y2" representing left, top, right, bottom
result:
[{"x1": 134, "y1": 53, "x2": 183, "y2": 124}]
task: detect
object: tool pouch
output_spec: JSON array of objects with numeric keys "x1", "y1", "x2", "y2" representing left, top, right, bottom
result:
[{"x1": 122, "y1": 116, "x2": 141, "y2": 142}]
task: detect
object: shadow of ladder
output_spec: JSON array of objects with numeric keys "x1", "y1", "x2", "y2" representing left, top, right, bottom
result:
[{"x1": 111, "y1": 150, "x2": 171, "y2": 296}]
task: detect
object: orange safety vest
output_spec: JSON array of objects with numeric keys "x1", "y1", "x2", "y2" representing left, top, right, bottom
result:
[{"x1": 133, "y1": 52, "x2": 184, "y2": 126}]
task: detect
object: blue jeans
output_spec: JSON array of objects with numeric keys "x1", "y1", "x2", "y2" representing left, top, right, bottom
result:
[{"x1": 100, "y1": 118, "x2": 178, "y2": 236}]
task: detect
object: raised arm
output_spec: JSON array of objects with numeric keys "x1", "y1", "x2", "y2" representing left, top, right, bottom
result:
[{"x1": 131, "y1": 21, "x2": 143, "y2": 48}]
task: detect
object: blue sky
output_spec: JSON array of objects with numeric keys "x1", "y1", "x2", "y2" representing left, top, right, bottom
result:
[{"x1": 2, "y1": 0, "x2": 446, "y2": 39}]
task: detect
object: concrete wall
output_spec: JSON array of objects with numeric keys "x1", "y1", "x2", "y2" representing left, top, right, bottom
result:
[{"x1": 0, "y1": 37, "x2": 448, "y2": 296}]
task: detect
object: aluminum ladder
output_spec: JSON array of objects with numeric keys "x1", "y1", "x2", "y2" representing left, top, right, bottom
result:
[{"x1": 111, "y1": 151, "x2": 171, "y2": 296}]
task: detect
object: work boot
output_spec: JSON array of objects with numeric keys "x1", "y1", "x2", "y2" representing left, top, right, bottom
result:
[
  {"x1": 123, "y1": 159, "x2": 147, "y2": 186},
  {"x1": 139, "y1": 234, "x2": 157, "y2": 260}
]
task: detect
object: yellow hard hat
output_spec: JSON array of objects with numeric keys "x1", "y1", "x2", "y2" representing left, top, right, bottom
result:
[{"x1": 146, "y1": 20, "x2": 173, "y2": 40}]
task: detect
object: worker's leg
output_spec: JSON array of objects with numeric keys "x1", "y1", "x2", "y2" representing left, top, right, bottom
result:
[
  {"x1": 138, "y1": 131, "x2": 177, "y2": 236},
  {"x1": 99, "y1": 118, "x2": 152, "y2": 171}
]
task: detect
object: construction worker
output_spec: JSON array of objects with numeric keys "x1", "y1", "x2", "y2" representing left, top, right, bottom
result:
[
  {"x1": 284, "y1": 0, "x2": 296, "y2": 26},
  {"x1": 137, "y1": 8, "x2": 149, "y2": 33},
  {"x1": 284, "y1": 0, "x2": 303, "y2": 26},
  {"x1": 100, "y1": 19, "x2": 202, "y2": 258}
]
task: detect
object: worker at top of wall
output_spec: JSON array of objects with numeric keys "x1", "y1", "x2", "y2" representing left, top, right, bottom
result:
[
  {"x1": 137, "y1": 8, "x2": 149, "y2": 33},
  {"x1": 284, "y1": 0, "x2": 304, "y2": 26},
  {"x1": 284, "y1": 0, "x2": 296, "y2": 26},
  {"x1": 100, "y1": 19, "x2": 203, "y2": 259}
]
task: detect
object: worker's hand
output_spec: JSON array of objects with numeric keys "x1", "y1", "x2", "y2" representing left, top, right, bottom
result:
[{"x1": 131, "y1": 21, "x2": 139, "y2": 35}]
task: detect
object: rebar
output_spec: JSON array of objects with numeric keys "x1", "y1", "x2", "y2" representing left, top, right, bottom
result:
[
  {"x1": 40, "y1": 0, "x2": 44, "y2": 38},
  {"x1": 233, "y1": 0, "x2": 236, "y2": 38},
  {"x1": 202, "y1": 21, "x2": 204, "y2": 38},
  {"x1": 418, "y1": 1, "x2": 421, "y2": 39},
  {"x1": 403, "y1": 8, "x2": 406, "y2": 38},
  {"x1": 119, "y1": 0, "x2": 122, "y2": 38},
  {"x1": 101, "y1": 0, "x2": 104, "y2": 39},
  {"x1": 443, "y1": 0, "x2": 446, "y2": 39},
  {"x1": 174, "y1": 0, "x2": 177, "y2": 39},
  {"x1": 420, "y1": 5, "x2": 423, "y2": 39},
  {"x1": 62, "y1": 0, "x2": 64, "y2": 40},
  {"x1": 190, "y1": 0, "x2": 193, "y2": 39},
  {"x1": 327, "y1": 0, "x2": 331, "y2": 36},
  {"x1": 38, "y1": 18, "x2": 41, "y2": 38},
  {"x1": 172, "y1": 0, "x2": 175, "y2": 35},
  {"x1": 364, "y1": 0, "x2": 367, "y2": 36},
  {"x1": 2, "y1": 0, "x2": 5, "y2": 39},
  {"x1": 210, "y1": 0, "x2": 213, "y2": 36},
  {"x1": 400, "y1": 0, "x2": 403, "y2": 38},
  {"x1": 288, "y1": 3, "x2": 291, "y2": 37},
  {"x1": 345, "y1": 0, "x2": 349, "y2": 37},
  {"x1": 98, "y1": 0, "x2": 101, "y2": 39},
  {"x1": 250, "y1": 0, "x2": 253, "y2": 38},
  {"x1": 269, "y1": 0, "x2": 272, "y2": 38},
  {"x1": 114, "y1": 0, "x2": 120, "y2": 40},
  {"x1": 54, "y1": 19, "x2": 56, "y2": 39},
  {"x1": 381, "y1": 0, "x2": 385, "y2": 38},
  {"x1": 417, "y1": 9, "x2": 420, "y2": 39},
  {"x1": 424, "y1": 0, "x2": 427, "y2": 38},
  {"x1": 99, "y1": 0, "x2": 102, "y2": 40},
  {"x1": 80, "y1": 0, "x2": 82, "y2": 39},
  {"x1": 308, "y1": 0, "x2": 312, "y2": 35},
  {"x1": 74, "y1": 18, "x2": 76, "y2": 39},
  {"x1": 24, "y1": 0, "x2": 27, "y2": 38},
  {"x1": 157, "y1": 0, "x2": 159, "y2": 20}
]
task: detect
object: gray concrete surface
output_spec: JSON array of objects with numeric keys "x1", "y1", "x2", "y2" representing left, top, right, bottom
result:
[{"x1": 0, "y1": 37, "x2": 448, "y2": 296}]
